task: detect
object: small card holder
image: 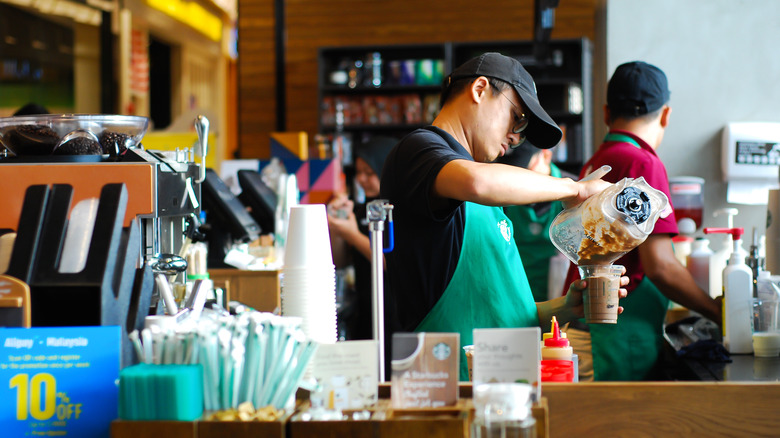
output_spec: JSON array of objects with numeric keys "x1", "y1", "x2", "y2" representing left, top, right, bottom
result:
[{"x1": 0, "y1": 274, "x2": 31, "y2": 327}]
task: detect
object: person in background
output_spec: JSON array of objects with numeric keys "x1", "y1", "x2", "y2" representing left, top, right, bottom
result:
[
  {"x1": 561, "y1": 61, "x2": 721, "y2": 381},
  {"x1": 501, "y1": 142, "x2": 576, "y2": 302},
  {"x1": 380, "y1": 52, "x2": 628, "y2": 381},
  {"x1": 13, "y1": 103, "x2": 49, "y2": 116},
  {"x1": 328, "y1": 136, "x2": 396, "y2": 340}
]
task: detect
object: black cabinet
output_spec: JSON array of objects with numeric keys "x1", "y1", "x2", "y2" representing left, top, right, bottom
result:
[{"x1": 318, "y1": 39, "x2": 592, "y2": 174}]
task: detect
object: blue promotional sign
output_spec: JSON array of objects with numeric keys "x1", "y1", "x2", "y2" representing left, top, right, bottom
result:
[{"x1": 0, "y1": 326, "x2": 120, "y2": 438}]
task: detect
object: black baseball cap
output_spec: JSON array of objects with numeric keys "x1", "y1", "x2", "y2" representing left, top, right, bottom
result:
[
  {"x1": 607, "y1": 61, "x2": 670, "y2": 116},
  {"x1": 355, "y1": 135, "x2": 397, "y2": 178},
  {"x1": 447, "y1": 52, "x2": 563, "y2": 149}
]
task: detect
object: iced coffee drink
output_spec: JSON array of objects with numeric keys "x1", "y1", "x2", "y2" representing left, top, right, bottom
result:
[
  {"x1": 578, "y1": 265, "x2": 623, "y2": 324},
  {"x1": 463, "y1": 345, "x2": 474, "y2": 381}
]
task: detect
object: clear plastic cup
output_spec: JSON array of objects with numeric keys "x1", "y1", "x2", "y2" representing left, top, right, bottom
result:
[
  {"x1": 472, "y1": 383, "x2": 536, "y2": 438},
  {"x1": 577, "y1": 265, "x2": 623, "y2": 324},
  {"x1": 751, "y1": 298, "x2": 780, "y2": 357}
]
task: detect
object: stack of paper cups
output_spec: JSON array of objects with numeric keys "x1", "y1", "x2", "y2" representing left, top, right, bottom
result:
[{"x1": 281, "y1": 204, "x2": 337, "y2": 345}]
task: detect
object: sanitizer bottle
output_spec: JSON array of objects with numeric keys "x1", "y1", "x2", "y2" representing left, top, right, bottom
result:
[
  {"x1": 704, "y1": 227, "x2": 753, "y2": 354},
  {"x1": 709, "y1": 208, "x2": 739, "y2": 297}
]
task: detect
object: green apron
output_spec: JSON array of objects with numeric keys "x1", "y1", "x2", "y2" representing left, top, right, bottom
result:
[
  {"x1": 590, "y1": 276, "x2": 670, "y2": 381},
  {"x1": 504, "y1": 164, "x2": 564, "y2": 301},
  {"x1": 588, "y1": 132, "x2": 670, "y2": 381},
  {"x1": 416, "y1": 202, "x2": 539, "y2": 381}
]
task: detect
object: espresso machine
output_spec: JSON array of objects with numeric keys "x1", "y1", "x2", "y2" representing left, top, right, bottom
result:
[{"x1": 0, "y1": 114, "x2": 209, "y2": 365}]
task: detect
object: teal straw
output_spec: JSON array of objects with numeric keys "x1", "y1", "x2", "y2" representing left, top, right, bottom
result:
[
  {"x1": 201, "y1": 331, "x2": 219, "y2": 411},
  {"x1": 258, "y1": 329, "x2": 292, "y2": 407},
  {"x1": 272, "y1": 340, "x2": 319, "y2": 410},
  {"x1": 252, "y1": 320, "x2": 269, "y2": 408},
  {"x1": 174, "y1": 332, "x2": 186, "y2": 364},
  {"x1": 230, "y1": 317, "x2": 249, "y2": 408},
  {"x1": 238, "y1": 318, "x2": 259, "y2": 403},
  {"x1": 268, "y1": 335, "x2": 304, "y2": 408},
  {"x1": 218, "y1": 324, "x2": 232, "y2": 410},
  {"x1": 128, "y1": 330, "x2": 144, "y2": 365},
  {"x1": 163, "y1": 331, "x2": 177, "y2": 364},
  {"x1": 141, "y1": 328, "x2": 153, "y2": 364},
  {"x1": 186, "y1": 331, "x2": 198, "y2": 365}
]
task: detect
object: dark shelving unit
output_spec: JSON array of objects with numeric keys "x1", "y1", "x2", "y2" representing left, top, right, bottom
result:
[{"x1": 318, "y1": 38, "x2": 592, "y2": 175}]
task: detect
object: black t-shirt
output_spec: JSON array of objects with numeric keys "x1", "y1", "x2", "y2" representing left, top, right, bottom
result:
[{"x1": 379, "y1": 126, "x2": 471, "y2": 333}]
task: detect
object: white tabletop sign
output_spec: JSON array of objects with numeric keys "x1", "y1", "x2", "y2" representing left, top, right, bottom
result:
[
  {"x1": 473, "y1": 327, "x2": 541, "y2": 401},
  {"x1": 310, "y1": 340, "x2": 378, "y2": 410}
]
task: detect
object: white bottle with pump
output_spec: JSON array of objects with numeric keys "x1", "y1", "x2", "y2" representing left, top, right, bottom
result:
[
  {"x1": 709, "y1": 208, "x2": 739, "y2": 297},
  {"x1": 704, "y1": 227, "x2": 753, "y2": 354},
  {"x1": 686, "y1": 237, "x2": 713, "y2": 297}
]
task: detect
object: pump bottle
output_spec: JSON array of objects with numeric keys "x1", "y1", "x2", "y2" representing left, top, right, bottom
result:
[
  {"x1": 704, "y1": 227, "x2": 753, "y2": 354},
  {"x1": 709, "y1": 208, "x2": 739, "y2": 297}
]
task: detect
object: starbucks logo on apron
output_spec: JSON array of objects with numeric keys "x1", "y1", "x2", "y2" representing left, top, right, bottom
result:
[{"x1": 497, "y1": 219, "x2": 512, "y2": 242}]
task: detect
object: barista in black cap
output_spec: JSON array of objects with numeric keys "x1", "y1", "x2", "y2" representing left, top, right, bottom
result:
[
  {"x1": 380, "y1": 52, "x2": 627, "y2": 381},
  {"x1": 328, "y1": 136, "x2": 397, "y2": 340},
  {"x1": 560, "y1": 61, "x2": 721, "y2": 381}
]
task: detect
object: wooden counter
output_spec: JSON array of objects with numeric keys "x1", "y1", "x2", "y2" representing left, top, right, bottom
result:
[
  {"x1": 208, "y1": 268, "x2": 281, "y2": 312},
  {"x1": 112, "y1": 382, "x2": 780, "y2": 437},
  {"x1": 542, "y1": 382, "x2": 780, "y2": 437}
]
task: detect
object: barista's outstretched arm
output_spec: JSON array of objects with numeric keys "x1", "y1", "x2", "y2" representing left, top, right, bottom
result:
[
  {"x1": 639, "y1": 234, "x2": 721, "y2": 323},
  {"x1": 434, "y1": 159, "x2": 610, "y2": 207}
]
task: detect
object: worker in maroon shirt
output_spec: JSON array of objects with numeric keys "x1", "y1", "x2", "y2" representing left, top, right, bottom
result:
[{"x1": 562, "y1": 61, "x2": 721, "y2": 381}]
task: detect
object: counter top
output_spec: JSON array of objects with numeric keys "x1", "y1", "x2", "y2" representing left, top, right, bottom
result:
[
  {"x1": 682, "y1": 354, "x2": 780, "y2": 381},
  {"x1": 662, "y1": 315, "x2": 780, "y2": 382}
]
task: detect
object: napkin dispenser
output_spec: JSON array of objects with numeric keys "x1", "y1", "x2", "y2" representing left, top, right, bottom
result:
[
  {"x1": 4, "y1": 183, "x2": 153, "y2": 366},
  {"x1": 721, "y1": 122, "x2": 780, "y2": 205}
]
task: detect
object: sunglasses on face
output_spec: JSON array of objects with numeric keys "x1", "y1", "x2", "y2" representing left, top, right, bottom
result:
[{"x1": 500, "y1": 91, "x2": 529, "y2": 148}]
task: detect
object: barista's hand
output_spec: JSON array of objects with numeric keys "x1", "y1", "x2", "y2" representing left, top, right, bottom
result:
[
  {"x1": 563, "y1": 178, "x2": 612, "y2": 209},
  {"x1": 562, "y1": 266, "x2": 630, "y2": 319},
  {"x1": 536, "y1": 268, "x2": 629, "y2": 332},
  {"x1": 712, "y1": 295, "x2": 724, "y2": 327},
  {"x1": 327, "y1": 195, "x2": 359, "y2": 240},
  {"x1": 562, "y1": 164, "x2": 613, "y2": 209}
]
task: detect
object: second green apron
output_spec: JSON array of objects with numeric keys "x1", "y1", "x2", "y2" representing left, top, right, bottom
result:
[{"x1": 589, "y1": 276, "x2": 670, "y2": 381}]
